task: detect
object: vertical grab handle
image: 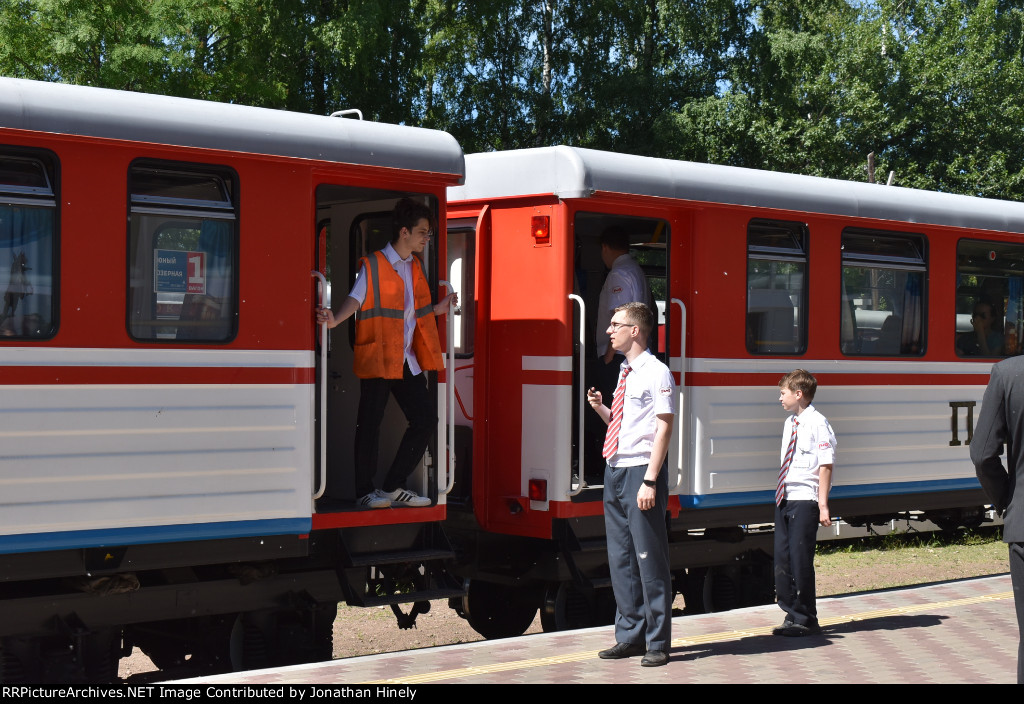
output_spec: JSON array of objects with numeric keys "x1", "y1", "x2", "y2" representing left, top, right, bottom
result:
[
  {"x1": 311, "y1": 271, "x2": 328, "y2": 500},
  {"x1": 438, "y1": 280, "x2": 457, "y2": 495},
  {"x1": 668, "y1": 298, "x2": 686, "y2": 491},
  {"x1": 567, "y1": 294, "x2": 586, "y2": 497}
]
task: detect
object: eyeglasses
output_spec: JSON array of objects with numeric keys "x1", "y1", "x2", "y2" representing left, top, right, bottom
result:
[{"x1": 608, "y1": 321, "x2": 635, "y2": 331}]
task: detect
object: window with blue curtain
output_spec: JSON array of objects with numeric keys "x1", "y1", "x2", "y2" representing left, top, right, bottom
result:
[{"x1": 0, "y1": 151, "x2": 57, "y2": 339}]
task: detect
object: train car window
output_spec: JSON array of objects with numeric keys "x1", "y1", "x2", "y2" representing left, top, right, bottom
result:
[
  {"x1": 0, "y1": 149, "x2": 58, "y2": 339},
  {"x1": 747, "y1": 219, "x2": 808, "y2": 355},
  {"x1": 127, "y1": 162, "x2": 237, "y2": 343},
  {"x1": 446, "y1": 224, "x2": 475, "y2": 357},
  {"x1": 956, "y1": 239, "x2": 1024, "y2": 358},
  {"x1": 840, "y1": 229, "x2": 926, "y2": 356}
]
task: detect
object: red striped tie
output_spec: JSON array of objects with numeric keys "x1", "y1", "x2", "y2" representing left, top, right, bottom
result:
[
  {"x1": 602, "y1": 366, "x2": 632, "y2": 459},
  {"x1": 776, "y1": 419, "x2": 799, "y2": 506}
]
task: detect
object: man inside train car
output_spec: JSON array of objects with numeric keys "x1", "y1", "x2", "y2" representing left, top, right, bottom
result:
[
  {"x1": 971, "y1": 356, "x2": 1024, "y2": 683},
  {"x1": 587, "y1": 302, "x2": 675, "y2": 667},
  {"x1": 595, "y1": 227, "x2": 652, "y2": 394},
  {"x1": 773, "y1": 369, "x2": 836, "y2": 637},
  {"x1": 317, "y1": 198, "x2": 457, "y2": 509},
  {"x1": 957, "y1": 300, "x2": 1004, "y2": 357}
]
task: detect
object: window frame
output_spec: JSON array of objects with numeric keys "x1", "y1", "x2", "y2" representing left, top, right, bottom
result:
[
  {"x1": 746, "y1": 218, "x2": 810, "y2": 356},
  {"x1": 955, "y1": 237, "x2": 1024, "y2": 359},
  {"x1": 126, "y1": 159, "x2": 240, "y2": 345},
  {"x1": 0, "y1": 145, "x2": 60, "y2": 341},
  {"x1": 840, "y1": 227, "x2": 928, "y2": 358}
]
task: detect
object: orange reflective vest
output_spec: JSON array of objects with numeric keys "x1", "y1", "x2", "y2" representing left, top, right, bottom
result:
[{"x1": 353, "y1": 250, "x2": 444, "y2": 379}]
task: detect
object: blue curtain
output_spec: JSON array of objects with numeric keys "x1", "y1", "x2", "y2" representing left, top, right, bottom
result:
[{"x1": 0, "y1": 205, "x2": 54, "y2": 337}]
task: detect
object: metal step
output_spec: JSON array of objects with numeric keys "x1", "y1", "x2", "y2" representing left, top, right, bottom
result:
[{"x1": 344, "y1": 547, "x2": 454, "y2": 568}]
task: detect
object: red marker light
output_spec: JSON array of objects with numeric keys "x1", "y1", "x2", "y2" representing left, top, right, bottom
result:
[
  {"x1": 531, "y1": 216, "x2": 550, "y2": 245},
  {"x1": 528, "y1": 478, "x2": 547, "y2": 502}
]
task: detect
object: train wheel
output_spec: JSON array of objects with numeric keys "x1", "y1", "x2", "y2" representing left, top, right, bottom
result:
[
  {"x1": 192, "y1": 613, "x2": 239, "y2": 673},
  {"x1": 461, "y1": 580, "x2": 538, "y2": 639},
  {"x1": 79, "y1": 628, "x2": 121, "y2": 684},
  {"x1": 540, "y1": 582, "x2": 615, "y2": 632},
  {"x1": 702, "y1": 566, "x2": 740, "y2": 612},
  {"x1": 274, "y1": 602, "x2": 337, "y2": 665},
  {"x1": 928, "y1": 508, "x2": 986, "y2": 533},
  {"x1": 699, "y1": 554, "x2": 775, "y2": 613},
  {"x1": 0, "y1": 640, "x2": 29, "y2": 683}
]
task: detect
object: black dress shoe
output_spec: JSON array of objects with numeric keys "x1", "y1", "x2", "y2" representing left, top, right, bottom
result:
[
  {"x1": 598, "y1": 642, "x2": 645, "y2": 659},
  {"x1": 641, "y1": 650, "x2": 669, "y2": 667},
  {"x1": 778, "y1": 622, "x2": 821, "y2": 637},
  {"x1": 771, "y1": 618, "x2": 794, "y2": 635}
]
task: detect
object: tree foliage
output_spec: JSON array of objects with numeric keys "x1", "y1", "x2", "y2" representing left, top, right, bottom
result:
[{"x1": 3, "y1": 0, "x2": 1024, "y2": 198}]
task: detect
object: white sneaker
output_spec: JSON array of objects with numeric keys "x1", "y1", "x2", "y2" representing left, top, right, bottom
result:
[
  {"x1": 383, "y1": 488, "x2": 431, "y2": 507},
  {"x1": 357, "y1": 490, "x2": 391, "y2": 509}
]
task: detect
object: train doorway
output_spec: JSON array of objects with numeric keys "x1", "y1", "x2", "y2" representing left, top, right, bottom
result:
[
  {"x1": 573, "y1": 211, "x2": 671, "y2": 491},
  {"x1": 313, "y1": 185, "x2": 445, "y2": 510}
]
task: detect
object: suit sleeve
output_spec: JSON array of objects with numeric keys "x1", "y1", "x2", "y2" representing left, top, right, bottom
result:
[{"x1": 971, "y1": 363, "x2": 1010, "y2": 514}]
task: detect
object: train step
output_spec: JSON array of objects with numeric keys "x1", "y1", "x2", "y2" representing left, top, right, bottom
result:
[{"x1": 345, "y1": 547, "x2": 455, "y2": 568}]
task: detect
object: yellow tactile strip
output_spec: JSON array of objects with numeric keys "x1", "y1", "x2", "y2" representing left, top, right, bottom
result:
[{"x1": 366, "y1": 590, "x2": 1013, "y2": 684}]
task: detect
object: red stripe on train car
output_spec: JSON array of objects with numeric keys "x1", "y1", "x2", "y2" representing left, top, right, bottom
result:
[
  {"x1": 0, "y1": 366, "x2": 315, "y2": 385},
  {"x1": 687, "y1": 372, "x2": 993, "y2": 387},
  {"x1": 311, "y1": 505, "x2": 446, "y2": 530}
]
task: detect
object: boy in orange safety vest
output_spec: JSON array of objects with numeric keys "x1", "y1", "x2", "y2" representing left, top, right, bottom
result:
[{"x1": 317, "y1": 198, "x2": 457, "y2": 508}]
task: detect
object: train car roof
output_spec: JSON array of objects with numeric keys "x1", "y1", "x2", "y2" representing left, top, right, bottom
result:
[
  {"x1": 0, "y1": 78, "x2": 464, "y2": 182},
  {"x1": 449, "y1": 146, "x2": 1024, "y2": 234}
]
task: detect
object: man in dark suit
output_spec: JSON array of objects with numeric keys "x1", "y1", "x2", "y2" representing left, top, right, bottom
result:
[{"x1": 971, "y1": 356, "x2": 1024, "y2": 683}]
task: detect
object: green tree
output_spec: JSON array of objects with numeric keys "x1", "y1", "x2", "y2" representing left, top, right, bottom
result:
[{"x1": 0, "y1": 0, "x2": 166, "y2": 91}]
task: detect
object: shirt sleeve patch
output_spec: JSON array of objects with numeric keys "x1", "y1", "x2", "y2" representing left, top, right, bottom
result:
[
  {"x1": 612, "y1": 286, "x2": 623, "y2": 294},
  {"x1": 660, "y1": 387, "x2": 672, "y2": 396},
  {"x1": 818, "y1": 441, "x2": 831, "y2": 450}
]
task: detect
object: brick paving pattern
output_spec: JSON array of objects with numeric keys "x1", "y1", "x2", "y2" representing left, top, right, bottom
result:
[{"x1": 176, "y1": 574, "x2": 1017, "y2": 685}]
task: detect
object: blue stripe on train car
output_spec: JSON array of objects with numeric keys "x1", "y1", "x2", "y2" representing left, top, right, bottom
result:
[
  {"x1": 681, "y1": 476, "x2": 985, "y2": 509},
  {"x1": 0, "y1": 517, "x2": 312, "y2": 554}
]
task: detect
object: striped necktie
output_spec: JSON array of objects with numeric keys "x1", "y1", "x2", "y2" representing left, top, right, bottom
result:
[
  {"x1": 776, "y1": 419, "x2": 799, "y2": 506},
  {"x1": 602, "y1": 366, "x2": 632, "y2": 459}
]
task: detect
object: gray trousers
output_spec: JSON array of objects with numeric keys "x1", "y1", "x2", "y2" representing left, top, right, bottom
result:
[
  {"x1": 603, "y1": 462, "x2": 672, "y2": 651},
  {"x1": 1010, "y1": 543, "x2": 1024, "y2": 684}
]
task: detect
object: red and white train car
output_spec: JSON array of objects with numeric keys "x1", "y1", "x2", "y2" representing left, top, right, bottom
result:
[
  {"x1": 443, "y1": 146, "x2": 1004, "y2": 636},
  {"x1": 0, "y1": 78, "x2": 463, "y2": 681}
]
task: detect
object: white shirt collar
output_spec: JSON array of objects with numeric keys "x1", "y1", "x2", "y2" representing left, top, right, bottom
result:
[
  {"x1": 623, "y1": 349, "x2": 654, "y2": 372},
  {"x1": 382, "y1": 242, "x2": 413, "y2": 267}
]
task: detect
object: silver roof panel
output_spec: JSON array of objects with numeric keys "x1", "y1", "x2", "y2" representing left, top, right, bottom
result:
[
  {"x1": 0, "y1": 78, "x2": 464, "y2": 180},
  {"x1": 449, "y1": 146, "x2": 1024, "y2": 234}
]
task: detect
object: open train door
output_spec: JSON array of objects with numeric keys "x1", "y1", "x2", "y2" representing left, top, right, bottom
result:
[{"x1": 443, "y1": 205, "x2": 488, "y2": 505}]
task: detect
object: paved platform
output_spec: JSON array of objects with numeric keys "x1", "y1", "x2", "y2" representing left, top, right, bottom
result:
[{"x1": 179, "y1": 574, "x2": 1018, "y2": 685}]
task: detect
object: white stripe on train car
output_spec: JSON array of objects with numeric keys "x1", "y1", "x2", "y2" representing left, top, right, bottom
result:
[
  {"x1": 522, "y1": 355, "x2": 572, "y2": 371},
  {"x1": 0, "y1": 381, "x2": 312, "y2": 553},
  {"x1": 520, "y1": 355, "x2": 987, "y2": 508},
  {"x1": 521, "y1": 355, "x2": 572, "y2": 509}
]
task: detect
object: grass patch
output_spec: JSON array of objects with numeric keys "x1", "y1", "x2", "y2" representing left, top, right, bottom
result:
[
  {"x1": 816, "y1": 526, "x2": 1002, "y2": 556},
  {"x1": 815, "y1": 526, "x2": 1008, "y2": 596}
]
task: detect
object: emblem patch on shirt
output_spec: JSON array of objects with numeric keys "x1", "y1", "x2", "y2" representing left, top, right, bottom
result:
[
  {"x1": 612, "y1": 286, "x2": 623, "y2": 294},
  {"x1": 659, "y1": 387, "x2": 672, "y2": 396},
  {"x1": 818, "y1": 441, "x2": 831, "y2": 450}
]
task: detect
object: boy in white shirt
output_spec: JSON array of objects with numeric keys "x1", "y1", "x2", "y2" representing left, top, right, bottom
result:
[{"x1": 773, "y1": 369, "x2": 836, "y2": 636}]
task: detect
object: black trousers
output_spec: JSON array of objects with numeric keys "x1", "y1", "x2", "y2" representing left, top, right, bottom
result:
[
  {"x1": 774, "y1": 499, "x2": 820, "y2": 627},
  {"x1": 354, "y1": 364, "x2": 436, "y2": 497},
  {"x1": 1010, "y1": 543, "x2": 1024, "y2": 683}
]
